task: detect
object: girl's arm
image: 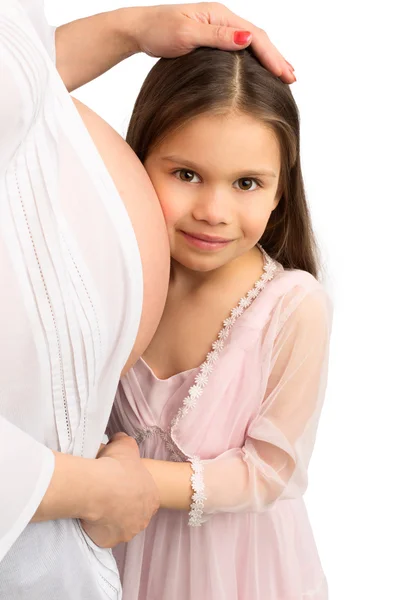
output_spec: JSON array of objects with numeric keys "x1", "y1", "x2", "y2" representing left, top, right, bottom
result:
[
  {"x1": 141, "y1": 288, "x2": 332, "y2": 523},
  {"x1": 142, "y1": 459, "x2": 192, "y2": 511},
  {"x1": 55, "y1": 5, "x2": 295, "y2": 93}
]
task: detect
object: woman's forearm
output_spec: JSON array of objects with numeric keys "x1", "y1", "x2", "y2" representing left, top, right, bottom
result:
[
  {"x1": 142, "y1": 458, "x2": 192, "y2": 511},
  {"x1": 32, "y1": 451, "x2": 103, "y2": 522},
  {"x1": 32, "y1": 435, "x2": 159, "y2": 548},
  {"x1": 33, "y1": 454, "x2": 185, "y2": 522},
  {"x1": 55, "y1": 8, "x2": 141, "y2": 92}
]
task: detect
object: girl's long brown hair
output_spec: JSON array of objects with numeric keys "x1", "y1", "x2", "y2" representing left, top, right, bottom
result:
[{"x1": 126, "y1": 47, "x2": 319, "y2": 277}]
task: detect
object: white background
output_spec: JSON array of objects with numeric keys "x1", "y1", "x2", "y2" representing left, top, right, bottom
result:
[{"x1": 47, "y1": 1, "x2": 400, "y2": 598}]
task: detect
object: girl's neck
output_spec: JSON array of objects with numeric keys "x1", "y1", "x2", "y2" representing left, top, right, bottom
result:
[{"x1": 169, "y1": 246, "x2": 263, "y2": 295}]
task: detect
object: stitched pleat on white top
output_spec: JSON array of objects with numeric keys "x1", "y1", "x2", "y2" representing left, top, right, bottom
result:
[{"x1": 0, "y1": 2, "x2": 143, "y2": 597}]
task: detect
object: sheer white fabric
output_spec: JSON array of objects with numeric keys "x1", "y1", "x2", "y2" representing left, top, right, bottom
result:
[
  {"x1": 0, "y1": 2, "x2": 142, "y2": 598},
  {"x1": 111, "y1": 269, "x2": 332, "y2": 599}
]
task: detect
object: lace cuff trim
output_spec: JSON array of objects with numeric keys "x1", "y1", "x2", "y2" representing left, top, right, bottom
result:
[{"x1": 188, "y1": 456, "x2": 206, "y2": 527}]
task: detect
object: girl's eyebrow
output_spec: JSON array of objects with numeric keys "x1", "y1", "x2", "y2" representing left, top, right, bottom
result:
[{"x1": 161, "y1": 155, "x2": 277, "y2": 179}]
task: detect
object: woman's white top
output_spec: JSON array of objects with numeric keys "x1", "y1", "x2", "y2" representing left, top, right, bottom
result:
[{"x1": 0, "y1": 2, "x2": 142, "y2": 598}]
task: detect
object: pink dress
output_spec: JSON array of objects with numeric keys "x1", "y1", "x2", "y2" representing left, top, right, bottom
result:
[{"x1": 109, "y1": 253, "x2": 332, "y2": 600}]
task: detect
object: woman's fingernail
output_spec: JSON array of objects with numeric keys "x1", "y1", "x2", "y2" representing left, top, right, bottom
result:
[
  {"x1": 234, "y1": 31, "x2": 252, "y2": 46},
  {"x1": 286, "y1": 60, "x2": 295, "y2": 71}
]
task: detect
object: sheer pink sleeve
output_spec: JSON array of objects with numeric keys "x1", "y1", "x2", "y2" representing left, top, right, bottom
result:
[{"x1": 189, "y1": 287, "x2": 332, "y2": 525}]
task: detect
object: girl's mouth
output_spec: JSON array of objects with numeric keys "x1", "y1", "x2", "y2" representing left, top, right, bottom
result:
[{"x1": 179, "y1": 231, "x2": 232, "y2": 251}]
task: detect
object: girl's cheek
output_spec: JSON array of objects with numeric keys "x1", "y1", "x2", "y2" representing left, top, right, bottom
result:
[
  {"x1": 159, "y1": 188, "x2": 190, "y2": 223},
  {"x1": 150, "y1": 183, "x2": 173, "y2": 218},
  {"x1": 243, "y1": 207, "x2": 271, "y2": 240},
  {"x1": 157, "y1": 197, "x2": 179, "y2": 226}
]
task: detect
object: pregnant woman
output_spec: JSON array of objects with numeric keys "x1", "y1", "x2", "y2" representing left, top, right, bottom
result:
[{"x1": 0, "y1": 1, "x2": 294, "y2": 599}]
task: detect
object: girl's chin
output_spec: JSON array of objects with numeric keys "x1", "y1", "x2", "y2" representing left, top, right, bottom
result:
[{"x1": 171, "y1": 251, "x2": 229, "y2": 273}]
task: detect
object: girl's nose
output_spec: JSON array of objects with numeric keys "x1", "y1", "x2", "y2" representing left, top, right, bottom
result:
[{"x1": 191, "y1": 188, "x2": 232, "y2": 226}]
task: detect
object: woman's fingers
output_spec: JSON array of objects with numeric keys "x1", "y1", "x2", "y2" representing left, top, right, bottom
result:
[
  {"x1": 199, "y1": 4, "x2": 296, "y2": 83},
  {"x1": 133, "y1": 3, "x2": 295, "y2": 83}
]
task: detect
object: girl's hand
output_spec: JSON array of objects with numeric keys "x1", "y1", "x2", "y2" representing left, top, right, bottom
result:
[
  {"x1": 125, "y1": 3, "x2": 295, "y2": 83},
  {"x1": 80, "y1": 433, "x2": 160, "y2": 548}
]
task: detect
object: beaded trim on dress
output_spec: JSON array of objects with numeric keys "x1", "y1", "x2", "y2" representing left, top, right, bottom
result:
[
  {"x1": 168, "y1": 247, "x2": 279, "y2": 526},
  {"x1": 188, "y1": 457, "x2": 206, "y2": 526}
]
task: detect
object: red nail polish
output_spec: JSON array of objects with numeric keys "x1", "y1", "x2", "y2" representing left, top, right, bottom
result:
[{"x1": 234, "y1": 31, "x2": 252, "y2": 46}]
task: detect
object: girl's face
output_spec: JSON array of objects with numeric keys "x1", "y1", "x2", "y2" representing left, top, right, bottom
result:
[{"x1": 144, "y1": 111, "x2": 281, "y2": 273}]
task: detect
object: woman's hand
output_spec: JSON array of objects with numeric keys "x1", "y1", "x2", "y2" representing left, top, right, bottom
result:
[
  {"x1": 56, "y1": 3, "x2": 295, "y2": 92},
  {"x1": 80, "y1": 433, "x2": 160, "y2": 548},
  {"x1": 32, "y1": 433, "x2": 159, "y2": 547},
  {"x1": 128, "y1": 3, "x2": 295, "y2": 82}
]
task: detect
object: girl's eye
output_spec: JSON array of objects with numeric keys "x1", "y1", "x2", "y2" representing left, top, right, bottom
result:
[
  {"x1": 234, "y1": 178, "x2": 260, "y2": 192},
  {"x1": 174, "y1": 169, "x2": 200, "y2": 183}
]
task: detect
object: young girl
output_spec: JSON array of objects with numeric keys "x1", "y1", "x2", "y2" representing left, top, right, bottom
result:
[{"x1": 109, "y1": 47, "x2": 332, "y2": 600}]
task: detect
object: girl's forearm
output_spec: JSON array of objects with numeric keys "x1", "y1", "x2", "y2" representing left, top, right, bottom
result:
[
  {"x1": 142, "y1": 459, "x2": 192, "y2": 511},
  {"x1": 55, "y1": 8, "x2": 142, "y2": 92}
]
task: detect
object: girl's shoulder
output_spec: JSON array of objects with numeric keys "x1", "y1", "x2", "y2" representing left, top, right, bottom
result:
[
  {"x1": 272, "y1": 267, "x2": 332, "y2": 327},
  {"x1": 263, "y1": 262, "x2": 328, "y2": 308},
  {"x1": 271, "y1": 264, "x2": 323, "y2": 294},
  {"x1": 240, "y1": 264, "x2": 331, "y2": 335}
]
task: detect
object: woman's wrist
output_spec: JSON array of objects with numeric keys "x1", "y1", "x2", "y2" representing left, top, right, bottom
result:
[
  {"x1": 111, "y1": 7, "x2": 149, "y2": 58},
  {"x1": 32, "y1": 451, "x2": 106, "y2": 523},
  {"x1": 55, "y1": 7, "x2": 148, "y2": 91}
]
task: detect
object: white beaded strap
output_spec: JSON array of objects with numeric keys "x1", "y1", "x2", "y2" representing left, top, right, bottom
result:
[{"x1": 188, "y1": 456, "x2": 207, "y2": 527}]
